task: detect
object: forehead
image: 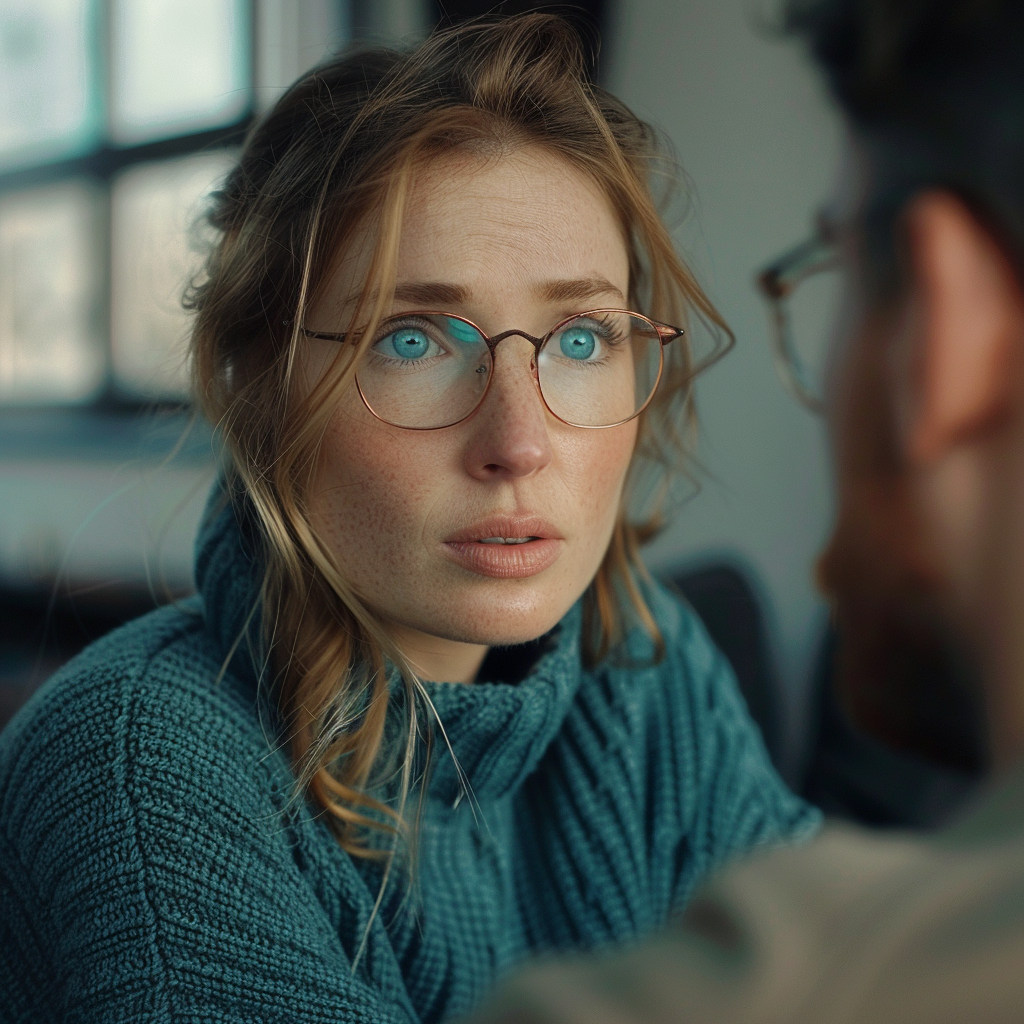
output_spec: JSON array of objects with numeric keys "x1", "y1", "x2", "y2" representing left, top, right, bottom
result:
[{"x1": 395, "y1": 145, "x2": 629, "y2": 289}]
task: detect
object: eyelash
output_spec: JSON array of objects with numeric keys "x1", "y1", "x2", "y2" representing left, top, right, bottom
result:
[
  {"x1": 563, "y1": 317, "x2": 626, "y2": 347},
  {"x1": 369, "y1": 312, "x2": 631, "y2": 352}
]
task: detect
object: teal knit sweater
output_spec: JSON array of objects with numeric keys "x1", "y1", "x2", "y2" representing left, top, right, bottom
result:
[{"x1": 0, "y1": 495, "x2": 818, "y2": 1023}]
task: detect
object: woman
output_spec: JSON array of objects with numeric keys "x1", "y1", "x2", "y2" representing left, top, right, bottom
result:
[{"x1": 0, "y1": 15, "x2": 818, "y2": 1023}]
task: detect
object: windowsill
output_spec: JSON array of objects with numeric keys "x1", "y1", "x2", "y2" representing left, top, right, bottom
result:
[{"x1": 0, "y1": 407, "x2": 215, "y2": 464}]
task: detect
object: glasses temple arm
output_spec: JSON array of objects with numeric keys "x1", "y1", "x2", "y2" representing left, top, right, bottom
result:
[
  {"x1": 654, "y1": 323, "x2": 685, "y2": 346},
  {"x1": 758, "y1": 235, "x2": 841, "y2": 301}
]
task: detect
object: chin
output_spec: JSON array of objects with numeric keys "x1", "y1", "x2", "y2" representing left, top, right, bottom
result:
[{"x1": 425, "y1": 581, "x2": 580, "y2": 647}]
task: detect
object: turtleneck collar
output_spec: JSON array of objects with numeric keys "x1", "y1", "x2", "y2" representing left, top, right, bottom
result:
[
  {"x1": 194, "y1": 485, "x2": 586, "y2": 807},
  {"x1": 193, "y1": 484, "x2": 265, "y2": 677},
  {"x1": 415, "y1": 606, "x2": 582, "y2": 806}
]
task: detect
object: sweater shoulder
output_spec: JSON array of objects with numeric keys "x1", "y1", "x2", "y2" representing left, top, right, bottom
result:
[
  {"x1": 0, "y1": 599, "x2": 270, "y2": 825},
  {"x1": 0, "y1": 600, "x2": 406, "y2": 1023},
  {"x1": 609, "y1": 575, "x2": 820, "y2": 853},
  {"x1": 617, "y1": 574, "x2": 726, "y2": 686}
]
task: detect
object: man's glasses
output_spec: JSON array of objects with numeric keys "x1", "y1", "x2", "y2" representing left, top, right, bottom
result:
[
  {"x1": 757, "y1": 214, "x2": 845, "y2": 414},
  {"x1": 296, "y1": 309, "x2": 685, "y2": 430}
]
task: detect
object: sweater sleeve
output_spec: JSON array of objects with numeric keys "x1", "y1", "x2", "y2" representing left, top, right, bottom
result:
[{"x1": 0, "y1": 620, "x2": 412, "y2": 1024}]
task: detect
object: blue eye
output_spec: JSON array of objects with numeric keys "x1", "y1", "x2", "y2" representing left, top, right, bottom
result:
[
  {"x1": 387, "y1": 328, "x2": 431, "y2": 359},
  {"x1": 559, "y1": 327, "x2": 597, "y2": 360}
]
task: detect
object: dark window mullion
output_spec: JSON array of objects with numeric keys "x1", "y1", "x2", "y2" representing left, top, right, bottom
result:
[
  {"x1": 95, "y1": 178, "x2": 115, "y2": 406},
  {"x1": 101, "y1": 0, "x2": 114, "y2": 402},
  {"x1": 0, "y1": 123, "x2": 253, "y2": 199}
]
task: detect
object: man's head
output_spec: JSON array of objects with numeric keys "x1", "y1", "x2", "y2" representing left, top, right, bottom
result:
[{"x1": 787, "y1": 0, "x2": 1024, "y2": 771}]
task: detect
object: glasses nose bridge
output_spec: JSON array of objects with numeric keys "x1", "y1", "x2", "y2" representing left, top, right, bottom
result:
[
  {"x1": 472, "y1": 327, "x2": 547, "y2": 424},
  {"x1": 484, "y1": 327, "x2": 546, "y2": 356}
]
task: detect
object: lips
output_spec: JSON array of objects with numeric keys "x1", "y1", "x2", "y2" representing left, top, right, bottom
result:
[
  {"x1": 445, "y1": 515, "x2": 559, "y2": 544},
  {"x1": 443, "y1": 515, "x2": 563, "y2": 578}
]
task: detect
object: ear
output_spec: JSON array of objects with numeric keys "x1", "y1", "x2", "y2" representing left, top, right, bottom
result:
[{"x1": 901, "y1": 192, "x2": 1024, "y2": 463}]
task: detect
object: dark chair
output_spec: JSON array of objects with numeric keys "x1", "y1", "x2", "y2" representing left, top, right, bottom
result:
[
  {"x1": 0, "y1": 584, "x2": 166, "y2": 733},
  {"x1": 800, "y1": 627, "x2": 982, "y2": 829}
]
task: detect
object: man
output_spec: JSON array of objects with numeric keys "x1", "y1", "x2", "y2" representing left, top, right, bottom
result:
[{"x1": 468, "y1": 0, "x2": 1024, "y2": 1020}]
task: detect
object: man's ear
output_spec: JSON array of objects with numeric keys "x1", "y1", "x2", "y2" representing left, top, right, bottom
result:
[{"x1": 901, "y1": 191, "x2": 1024, "y2": 463}]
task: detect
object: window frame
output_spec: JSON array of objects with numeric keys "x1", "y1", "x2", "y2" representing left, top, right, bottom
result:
[{"x1": 0, "y1": 0, "x2": 257, "y2": 421}]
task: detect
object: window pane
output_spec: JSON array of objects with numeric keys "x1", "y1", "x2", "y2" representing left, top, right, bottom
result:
[
  {"x1": 0, "y1": 0, "x2": 100, "y2": 170},
  {"x1": 0, "y1": 182, "x2": 104, "y2": 404},
  {"x1": 111, "y1": 151, "x2": 233, "y2": 400},
  {"x1": 110, "y1": 0, "x2": 249, "y2": 145}
]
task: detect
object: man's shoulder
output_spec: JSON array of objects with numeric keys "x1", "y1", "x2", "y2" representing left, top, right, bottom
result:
[
  {"x1": 479, "y1": 824, "x2": 1018, "y2": 1024},
  {"x1": 670, "y1": 819, "x2": 1024, "y2": 1022},
  {"x1": 691, "y1": 821, "x2": 931, "y2": 944}
]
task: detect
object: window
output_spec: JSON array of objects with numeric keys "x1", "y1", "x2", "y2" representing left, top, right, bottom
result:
[
  {"x1": 110, "y1": 151, "x2": 235, "y2": 399},
  {"x1": 0, "y1": 0, "x2": 100, "y2": 171},
  {"x1": 110, "y1": 0, "x2": 248, "y2": 145},
  {"x1": 0, "y1": 0, "x2": 252, "y2": 408},
  {"x1": 0, "y1": 181, "x2": 103, "y2": 402}
]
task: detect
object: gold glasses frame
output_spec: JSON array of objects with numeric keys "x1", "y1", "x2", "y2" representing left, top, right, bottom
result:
[{"x1": 292, "y1": 308, "x2": 685, "y2": 430}]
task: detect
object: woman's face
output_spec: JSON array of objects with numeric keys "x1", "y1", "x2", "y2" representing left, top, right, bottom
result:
[{"x1": 303, "y1": 146, "x2": 637, "y2": 680}]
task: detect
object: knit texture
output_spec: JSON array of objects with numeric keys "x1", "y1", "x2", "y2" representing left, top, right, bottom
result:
[{"x1": 0, "y1": 494, "x2": 819, "y2": 1023}]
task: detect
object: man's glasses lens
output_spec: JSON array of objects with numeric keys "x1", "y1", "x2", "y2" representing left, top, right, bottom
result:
[
  {"x1": 355, "y1": 311, "x2": 665, "y2": 429},
  {"x1": 759, "y1": 234, "x2": 844, "y2": 413}
]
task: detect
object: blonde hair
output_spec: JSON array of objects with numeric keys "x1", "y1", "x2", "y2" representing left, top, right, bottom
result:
[{"x1": 188, "y1": 14, "x2": 730, "y2": 863}]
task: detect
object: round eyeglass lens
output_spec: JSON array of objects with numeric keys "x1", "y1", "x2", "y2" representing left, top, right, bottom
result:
[
  {"x1": 537, "y1": 311, "x2": 663, "y2": 427},
  {"x1": 776, "y1": 264, "x2": 844, "y2": 411},
  {"x1": 356, "y1": 313, "x2": 492, "y2": 428}
]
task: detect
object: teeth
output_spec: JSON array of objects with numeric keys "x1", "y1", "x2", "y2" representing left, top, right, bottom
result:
[{"x1": 478, "y1": 537, "x2": 537, "y2": 544}]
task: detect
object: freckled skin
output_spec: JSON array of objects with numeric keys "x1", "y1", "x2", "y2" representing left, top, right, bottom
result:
[{"x1": 304, "y1": 148, "x2": 637, "y2": 681}]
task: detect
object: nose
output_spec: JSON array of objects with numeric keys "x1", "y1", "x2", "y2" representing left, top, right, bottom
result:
[{"x1": 462, "y1": 337, "x2": 553, "y2": 481}]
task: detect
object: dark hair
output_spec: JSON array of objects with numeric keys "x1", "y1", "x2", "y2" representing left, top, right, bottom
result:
[{"x1": 786, "y1": 0, "x2": 1024, "y2": 295}]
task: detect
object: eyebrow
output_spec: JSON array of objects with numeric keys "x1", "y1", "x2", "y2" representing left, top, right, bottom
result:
[
  {"x1": 393, "y1": 281, "x2": 469, "y2": 306},
  {"x1": 390, "y1": 276, "x2": 626, "y2": 308},
  {"x1": 539, "y1": 276, "x2": 626, "y2": 304}
]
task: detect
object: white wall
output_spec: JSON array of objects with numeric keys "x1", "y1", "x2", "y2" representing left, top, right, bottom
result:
[
  {"x1": 606, "y1": 1, "x2": 843, "y2": 746},
  {"x1": 255, "y1": 0, "x2": 351, "y2": 109}
]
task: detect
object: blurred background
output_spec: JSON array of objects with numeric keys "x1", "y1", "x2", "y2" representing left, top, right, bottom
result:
[{"x1": 0, "y1": 1, "x2": 840, "y2": 785}]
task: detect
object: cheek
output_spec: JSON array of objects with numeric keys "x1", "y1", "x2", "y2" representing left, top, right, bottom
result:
[
  {"x1": 311, "y1": 402, "x2": 449, "y2": 565},
  {"x1": 916, "y1": 449, "x2": 987, "y2": 608},
  {"x1": 559, "y1": 421, "x2": 637, "y2": 523}
]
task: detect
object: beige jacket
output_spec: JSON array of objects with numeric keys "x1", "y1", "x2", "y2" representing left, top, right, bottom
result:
[{"x1": 473, "y1": 766, "x2": 1024, "y2": 1023}]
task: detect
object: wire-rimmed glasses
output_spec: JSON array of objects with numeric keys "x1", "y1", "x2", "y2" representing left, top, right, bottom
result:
[
  {"x1": 296, "y1": 308, "x2": 685, "y2": 430},
  {"x1": 757, "y1": 214, "x2": 845, "y2": 415}
]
